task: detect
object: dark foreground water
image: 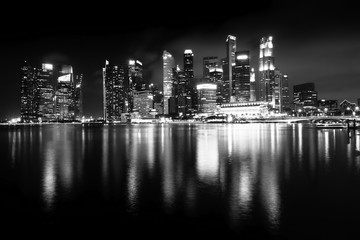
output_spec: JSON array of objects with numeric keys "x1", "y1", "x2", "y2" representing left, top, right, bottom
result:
[{"x1": 1, "y1": 123, "x2": 360, "y2": 239}]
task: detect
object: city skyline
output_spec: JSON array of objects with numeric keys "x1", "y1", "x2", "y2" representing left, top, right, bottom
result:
[{"x1": 1, "y1": 1, "x2": 359, "y2": 119}]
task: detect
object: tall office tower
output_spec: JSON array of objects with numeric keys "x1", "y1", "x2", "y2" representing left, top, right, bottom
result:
[
  {"x1": 293, "y1": 82, "x2": 318, "y2": 111},
  {"x1": 55, "y1": 66, "x2": 74, "y2": 120},
  {"x1": 73, "y1": 74, "x2": 83, "y2": 120},
  {"x1": 259, "y1": 36, "x2": 275, "y2": 103},
  {"x1": 203, "y1": 56, "x2": 218, "y2": 79},
  {"x1": 184, "y1": 49, "x2": 194, "y2": 81},
  {"x1": 281, "y1": 74, "x2": 290, "y2": 112},
  {"x1": 208, "y1": 66, "x2": 223, "y2": 104},
  {"x1": 172, "y1": 66, "x2": 190, "y2": 115},
  {"x1": 37, "y1": 63, "x2": 55, "y2": 121},
  {"x1": 249, "y1": 68, "x2": 256, "y2": 101},
  {"x1": 233, "y1": 51, "x2": 251, "y2": 102},
  {"x1": 163, "y1": 50, "x2": 175, "y2": 115},
  {"x1": 20, "y1": 61, "x2": 38, "y2": 122},
  {"x1": 221, "y1": 58, "x2": 230, "y2": 103},
  {"x1": 103, "y1": 60, "x2": 126, "y2": 122},
  {"x1": 225, "y1": 35, "x2": 236, "y2": 102},
  {"x1": 133, "y1": 90, "x2": 153, "y2": 118},
  {"x1": 128, "y1": 59, "x2": 143, "y2": 112},
  {"x1": 197, "y1": 83, "x2": 217, "y2": 114}
]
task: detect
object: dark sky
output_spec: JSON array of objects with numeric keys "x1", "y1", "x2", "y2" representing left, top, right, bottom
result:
[{"x1": 1, "y1": 1, "x2": 359, "y2": 119}]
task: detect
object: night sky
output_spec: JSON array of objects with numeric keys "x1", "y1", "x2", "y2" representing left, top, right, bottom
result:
[{"x1": 1, "y1": 1, "x2": 359, "y2": 119}]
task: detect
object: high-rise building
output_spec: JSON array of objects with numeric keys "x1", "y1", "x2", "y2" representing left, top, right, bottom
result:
[
  {"x1": 281, "y1": 74, "x2": 290, "y2": 112},
  {"x1": 73, "y1": 74, "x2": 83, "y2": 120},
  {"x1": 249, "y1": 68, "x2": 256, "y2": 101},
  {"x1": 55, "y1": 66, "x2": 74, "y2": 120},
  {"x1": 233, "y1": 51, "x2": 251, "y2": 102},
  {"x1": 172, "y1": 66, "x2": 191, "y2": 116},
  {"x1": 184, "y1": 49, "x2": 198, "y2": 114},
  {"x1": 203, "y1": 56, "x2": 218, "y2": 79},
  {"x1": 128, "y1": 59, "x2": 143, "y2": 112},
  {"x1": 293, "y1": 82, "x2": 318, "y2": 111},
  {"x1": 20, "y1": 61, "x2": 37, "y2": 122},
  {"x1": 259, "y1": 36, "x2": 275, "y2": 103},
  {"x1": 209, "y1": 66, "x2": 223, "y2": 105},
  {"x1": 163, "y1": 50, "x2": 175, "y2": 115},
  {"x1": 221, "y1": 58, "x2": 230, "y2": 103},
  {"x1": 197, "y1": 83, "x2": 217, "y2": 114},
  {"x1": 37, "y1": 63, "x2": 55, "y2": 121},
  {"x1": 103, "y1": 60, "x2": 126, "y2": 122},
  {"x1": 184, "y1": 49, "x2": 194, "y2": 81},
  {"x1": 225, "y1": 35, "x2": 236, "y2": 102},
  {"x1": 133, "y1": 90, "x2": 153, "y2": 118}
]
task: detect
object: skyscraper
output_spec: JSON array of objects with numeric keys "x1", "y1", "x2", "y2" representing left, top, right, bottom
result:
[
  {"x1": 203, "y1": 56, "x2": 218, "y2": 79},
  {"x1": 281, "y1": 74, "x2": 290, "y2": 112},
  {"x1": 233, "y1": 51, "x2": 251, "y2": 102},
  {"x1": 20, "y1": 61, "x2": 37, "y2": 122},
  {"x1": 37, "y1": 63, "x2": 55, "y2": 121},
  {"x1": 103, "y1": 60, "x2": 126, "y2": 122},
  {"x1": 259, "y1": 36, "x2": 275, "y2": 103},
  {"x1": 184, "y1": 49, "x2": 194, "y2": 81},
  {"x1": 55, "y1": 66, "x2": 74, "y2": 120},
  {"x1": 73, "y1": 74, "x2": 83, "y2": 120},
  {"x1": 128, "y1": 59, "x2": 143, "y2": 112},
  {"x1": 249, "y1": 68, "x2": 256, "y2": 101},
  {"x1": 208, "y1": 66, "x2": 223, "y2": 104},
  {"x1": 225, "y1": 35, "x2": 236, "y2": 102},
  {"x1": 163, "y1": 50, "x2": 175, "y2": 115}
]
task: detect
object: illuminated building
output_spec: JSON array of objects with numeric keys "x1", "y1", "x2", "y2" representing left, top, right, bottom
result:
[
  {"x1": 281, "y1": 74, "x2": 290, "y2": 112},
  {"x1": 163, "y1": 50, "x2": 175, "y2": 115},
  {"x1": 233, "y1": 51, "x2": 250, "y2": 102},
  {"x1": 249, "y1": 68, "x2": 256, "y2": 101},
  {"x1": 20, "y1": 61, "x2": 37, "y2": 122},
  {"x1": 133, "y1": 90, "x2": 154, "y2": 118},
  {"x1": 184, "y1": 49, "x2": 194, "y2": 81},
  {"x1": 172, "y1": 66, "x2": 191, "y2": 115},
  {"x1": 55, "y1": 65, "x2": 74, "y2": 120},
  {"x1": 220, "y1": 101, "x2": 270, "y2": 118},
  {"x1": 197, "y1": 83, "x2": 217, "y2": 114},
  {"x1": 184, "y1": 50, "x2": 198, "y2": 114},
  {"x1": 103, "y1": 60, "x2": 126, "y2": 122},
  {"x1": 293, "y1": 83, "x2": 318, "y2": 111},
  {"x1": 203, "y1": 56, "x2": 218, "y2": 79},
  {"x1": 208, "y1": 66, "x2": 223, "y2": 104},
  {"x1": 37, "y1": 63, "x2": 55, "y2": 121},
  {"x1": 20, "y1": 61, "x2": 82, "y2": 122},
  {"x1": 73, "y1": 74, "x2": 83, "y2": 120},
  {"x1": 128, "y1": 59, "x2": 144, "y2": 112},
  {"x1": 259, "y1": 36, "x2": 275, "y2": 103},
  {"x1": 224, "y1": 35, "x2": 236, "y2": 102}
]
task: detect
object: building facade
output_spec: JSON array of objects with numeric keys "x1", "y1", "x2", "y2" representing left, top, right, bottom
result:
[
  {"x1": 103, "y1": 60, "x2": 126, "y2": 122},
  {"x1": 163, "y1": 50, "x2": 175, "y2": 115},
  {"x1": 233, "y1": 51, "x2": 251, "y2": 102},
  {"x1": 259, "y1": 36, "x2": 275, "y2": 103}
]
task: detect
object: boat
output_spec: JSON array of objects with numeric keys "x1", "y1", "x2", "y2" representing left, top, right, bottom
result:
[{"x1": 313, "y1": 118, "x2": 347, "y2": 129}]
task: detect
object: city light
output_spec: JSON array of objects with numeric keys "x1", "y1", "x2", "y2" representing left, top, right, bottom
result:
[{"x1": 237, "y1": 55, "x2": 249, "y2": 60}]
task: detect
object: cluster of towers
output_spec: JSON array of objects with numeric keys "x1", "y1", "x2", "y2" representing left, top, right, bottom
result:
[
  {"x1": 102, "y1": 59, "x2": 163, "y2": 122},
  {"x1": 163, "y1": 35, "x2": 291, "y2": 116},
  {"x1": 20, "y1": 61, "x2": 83, "y2": 122}
]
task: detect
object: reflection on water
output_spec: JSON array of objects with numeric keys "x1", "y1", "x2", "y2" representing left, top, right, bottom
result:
[{"x1": 2, "y1": 123, "x2": 360, "y2": 237}]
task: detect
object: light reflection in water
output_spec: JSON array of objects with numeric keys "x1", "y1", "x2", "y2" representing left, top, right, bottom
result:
[
  {"x1": 196, "y1": 128, "x2": 219, "y2": 185},
  {"x1": 42, "y1": 128, "x2": 57, "y2": 212},
  {"x1": 162, "y1": 126, "x2": 175, "y2": 212},
  {"x1": 127, "y1": 127, "x2": 140, "y2": 213}
]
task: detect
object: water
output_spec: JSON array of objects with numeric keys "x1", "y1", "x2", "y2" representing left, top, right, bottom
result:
[{"x1": 1, "y1": 123, "x2": 360, "y2": 239}]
